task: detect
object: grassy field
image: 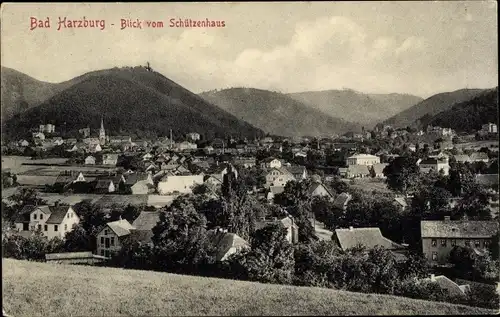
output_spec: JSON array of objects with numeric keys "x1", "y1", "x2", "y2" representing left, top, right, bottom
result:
[
  {"x1": 2, "y1": 259, "x2": 494, "y2": 316},
  {"x1": 344, "y1": 178, "x2": 392, "y2": 194}
]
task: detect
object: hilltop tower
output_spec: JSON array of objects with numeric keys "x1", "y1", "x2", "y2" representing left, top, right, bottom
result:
[{"x1": 99, "y1": 117, "x2": 106, "y2": 145}]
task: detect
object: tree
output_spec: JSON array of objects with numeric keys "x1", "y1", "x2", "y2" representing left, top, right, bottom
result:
[
  {"x1": 229, "y1": 223, "x2": 295, "y2": 284},
  {"x1": 9, "y1": 188, "x2": 46, "y2": 207},
  {"x1": 449, "y1": 246, "x2": 475, "y2": 278},
  {"x1": 383, "y1": 156, "x2": 420, "y2": 195},
  {"x1": 151, "y1": 197, "x2": 211, "y2": 273},
  {"x1": 63, "y1": 224, "x2": 93, "y2": 252}
]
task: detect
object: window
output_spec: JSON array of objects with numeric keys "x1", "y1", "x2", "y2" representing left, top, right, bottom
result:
[
  {"x1": 475, "y1": 240, "x2": 481, "y2": 248},
  {"x1": 64, "y1": 224, "x2": 68, "y2": 231},
  {"x1": 111, "y1": 237, "x2": 115, "y2": 246},
  {"x1": 104, "y1": 229, "x2": 108, "y2": 235},
  {"x1": 441, "y1": 239, "x2": 447, "y2": 247},
  {"x1": 33, "y1": 214, "x2": 37, "y2": 220},
  {"x1": 44, "y1": 225, "x2": 48, "y2": 231},
  {"x1": 432, "y1": 252, "x2": 438, "y2": 261},
  {"x1": 484, "y1": 240, "x2": 490, "y2": 247},
  {"x1": 23, "y1": 223, "x2": 29, "y2": 231},
  {"x1": 105, "y1": 250, "x2": 110, "y2": 258},
  {"x1": 100, "y1": 250, "x2": 104, "y2": 256},
  {"x1": 101, "y1": 237, "x2": 104, "y2": 244},
  {"x1": 40, "y1": 214, "x2": 43, "y2": 220},
  {"x1": 451, "y1": 239, "x2": 456, "y2": 246},
  {"x1": 54, "y1": 225, "x2": 58, "y2": 232},
  {"x1": 37, "y1": 224, "x2": 42, "y2": 231},
  {"x1": 431, "y1": 239, "x2": 437, "y2": 247},
  {"x1": 465, "y1": 240, "x2": 470, "y2": 246}
]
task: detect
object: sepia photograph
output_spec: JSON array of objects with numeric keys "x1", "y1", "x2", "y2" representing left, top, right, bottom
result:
[{"x1": 1, "y1": 2, "x2": 499, "y2": 316}]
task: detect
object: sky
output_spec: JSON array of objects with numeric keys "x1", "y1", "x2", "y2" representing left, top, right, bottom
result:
[{"x1": 1, "y1": 2, "x2": 498, "y2": 98}]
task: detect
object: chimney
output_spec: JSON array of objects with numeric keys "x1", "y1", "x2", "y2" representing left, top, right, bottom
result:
[
  {"x1": 349, "y1": 226, "x2": 354, "y2": 231},
  {"x1": 430, "y1": 274, "x2": 436, "y2": 282},
  {"x1": 444, "y1": 216, "x2": 451, "y2": 221}
]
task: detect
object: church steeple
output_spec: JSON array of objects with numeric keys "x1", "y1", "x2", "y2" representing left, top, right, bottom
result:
[{"x1": 99, "y1": 116, "x2": 106, "y2": 145}]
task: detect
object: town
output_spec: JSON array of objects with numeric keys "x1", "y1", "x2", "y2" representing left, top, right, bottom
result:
[{"x1": 2, "y1": 116, "x2": 499, "y2": 310}]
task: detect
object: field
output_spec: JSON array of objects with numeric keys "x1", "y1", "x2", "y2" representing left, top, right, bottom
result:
[
  {"x1": 344, "y1": 178, "x2": 392, "y2": 194},
  {"x1": 1, "y1": 156, "x2": 69, "y2": 174},
  {"x1": 2, "y1": 259, "x2": 494, "y2": 316}
]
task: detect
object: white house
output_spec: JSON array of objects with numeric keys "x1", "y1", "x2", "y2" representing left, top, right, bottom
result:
[
  {"x1": 265, "y1": 167, "x2": 296, "y2": 188},
  {"x1": 177, "y1": 141, "x2": 197, "y2": 151},
  {"x1": 186, "y1": 132, "x2": 201, "y2": 141},
  {"x1": 261, "y1": 157, "x2": 282, "y2": 169},
  {"x1": 419, "y1": 157, "x2": 450, "y2": 176},
  {"x1": 84, "y1": 156, "x2": 96, "y2": 165},
  {"x1": 103, "y1": 154, "x2": 119, "y2": 166},
  {"x1": 157, "y1": 174, "x2": 204, "y2": 195},
  {"x1": 14, "y1": 205, "x2": 80, "y2": 240},
  {"x1": 346, "y1": 154, "x2": 380, "y2": 166},
  {"x1": 96, "y1": 219, "x2": 135, "y2": 258}
]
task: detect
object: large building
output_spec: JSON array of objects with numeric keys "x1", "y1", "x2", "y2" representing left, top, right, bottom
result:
[
  {"x1": 418, "y1": 157, "x2": 450, "y2": 176},
  {"x1": 481, "y1": 123, "x2": 498, "y2": 133},
  {"x1": 346, "y1": 154, "x2": 380, "y2": 166},
  {"x1": 421, "y1": 217, "x2": 499, "y2": 265},
  {"x1": 14, "y1": 205, "x2": 80, "y2": 240}
]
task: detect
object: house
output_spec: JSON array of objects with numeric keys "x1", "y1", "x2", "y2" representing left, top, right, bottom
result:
[
  {"x1": 261, "y1": 157, "x2": 282, "y2": 169},
  {"x1": 88, "y1": 143, "x2": 102, "y2": 153},
  {"x1": 341, "y1": 165, "x2": 371, "y2": 178},
  {"x1": 204, "y1": 145, "x2": 215, "y2": 155},
  {"x1": 109, "y1": 136, "x2": 132, "y2": 144},
  {"x1": 470, "y1": 152, "x2": 489, "y2": 163},
  {"x1": 83, "y1": 137, "x2": 100, "y2": 145},
  {"x1": 103, "y1": 154, "x2": 119, "y2": 166},
  {"x1": 84, "y1": 156, "x2": 96, "y2": 165},
  {"x1": 454, "y1": 154, "x2": 471, "y2": 163},
  {"x1": 177, "y1": 141, "x2": 197, "y2": 151},
  {"x1": 256, "y1": 215, "x2": 299, "y2": 244},
  {"x1": 418, "y1": 157, "x2": 450, "y2": 176},
  {"x1": 481, "y1": 123, "x2": 498, "y2": 133},
  {"x1": 39, "y1": 124, "x2": 56, "y2": 133},
  {"x1": 186, "y1": 132, "x2": 201, "y2": 141},
  {"x1": 94, "y1": 177, "x2": 120, "y2": 194},
  {"x1": 394, "y1": 196, "x2": 411, "y2": 212},
  {"x1": 285, "y1": 165, "x2": 307, "y2": 180},
  {"x1": 157, "y1": 174, "x2": 204, "y2": 195},
  {"x1": 422, "y1": 274, "x2": 470, "y2": 297},
  {"x1": 212, "y1": 138, "x2": 226, "y2": 149},
  {"x1": 233, "y1": 157, "x2": 256, "y2": 168},
  {"x1": 14, "y1": 205, "x2": 80, "y2": 240},
  {"x1": 265, "y1": 167, "x2": 295, "y2": 188},
  {"x1": 51, "y1": 137, "x2": 64, "y2": 146},
  {"x1": 346, "y1": 154, "x2": 380, "y2": 166},
  {"x1": 142, "y1": 153, "x2": 154, "y2": 161},
  {"x1": 208, "y1": 163, "x2": 238, "y2": 181},
  {"x1": 130, "y1": 211, "x2": 161, "y2": 245},
  {"x1": 333, "y1": 226, "x2": 407, "y2": 261},
  {"x1": 370, "y1": 163, "x2": 388, "y2": 178},
  {"x1": 294, "y1": 151, "x2": 308, "y2": 158},
  {"x1": 96, "y1": 219, "x2": 136, "y2": 258},
  {"x1": 308, "y1": 181, "x2": 335, "y2": 200},
  {"x1": 420, "y1": 217, "x2": 499, "y2": 265},
  {"x1": 32, "y1": 132, "x2": 45, "y2": 141},
  {"x1": 18, "y1": 139, "x2": 30, "y2": 147},
  {"x1": 333, "y1": 192, "x2": 352, "y2": 210},
  {"x1": 206, "y1": 229, "x2": 250, "y2": 261}
]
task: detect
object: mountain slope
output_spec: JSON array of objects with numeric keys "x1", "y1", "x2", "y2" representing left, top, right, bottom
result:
[
  {"x1": 382, "y1": 88, "x2": 488, "y2": 128},
  {"x1": 1, "y1": 67, "x2": 65, "y2": 120},
  {"x1": 199, "y1": 88, "x2": 362, "y2": 137},
  {"x1": 288, "y1": 89, "x2": 423, "y2": 126},
  {"x1": 2, "y1": 67, "x2": 264, "y2": 140},
  {"x1": 423, "y1": 87, "x2": 498, "y2": 132},
  {"x1": 3, "y1": 259, "x2": 492, "y2": 316}
]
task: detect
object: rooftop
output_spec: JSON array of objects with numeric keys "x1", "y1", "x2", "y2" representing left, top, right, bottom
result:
[{"x1": 420, "y1": 220, "x2": 499, "y2": 238}]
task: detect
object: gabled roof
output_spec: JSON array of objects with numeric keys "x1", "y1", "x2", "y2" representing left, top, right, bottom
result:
[
  {"x1": 95, "y1": 178, "x2": 115, "y2": 189},
  {"x1": 206, "y1": 230, "x2": 249, "y2": 261},
  {"x1": 285, "y1": 165, "x2": 306, "y2": 176},
  {"x1": 334, "y1": 227, "x2": 404, "y2": 251},
  {"x1": 454, "y1": 154, "x2": 471, "y2": 162},
  {"x1": 46, "y1": 206, "x2": 71, "y2": 224},
  {"x1": 333, "y1": 192, "x2": 352, "y2": 209},
  {"x1": 132, "y1": 211, "x2": 160, "y2": 231},
  {"x1": 371, "y1": 163, "x2": 388, "y2": 175},
  {"x1": 15, "y1": 205, "x2": 36, "y2": 223},
  {"x1": 422, "y1": 275, "x2": 469, "y2": 297},
  {"x1": 308, "y1": 182, "x2": 335, "y2": 198},
  {"x1": 420, "y1": 220, "x2": 499, "y2": 238},
  {"x1": 123, "y1": 172, "x2": 150, "y2": 186},
  {"x1": 106, "y1": 219, "x2": 135, "y2": 237},
  {"x1": 470, "y1": 152, "x2": 489, "y2": 160},
  {"x1": 347, "y1": 165, "x2": 370, "y2": 175}
]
